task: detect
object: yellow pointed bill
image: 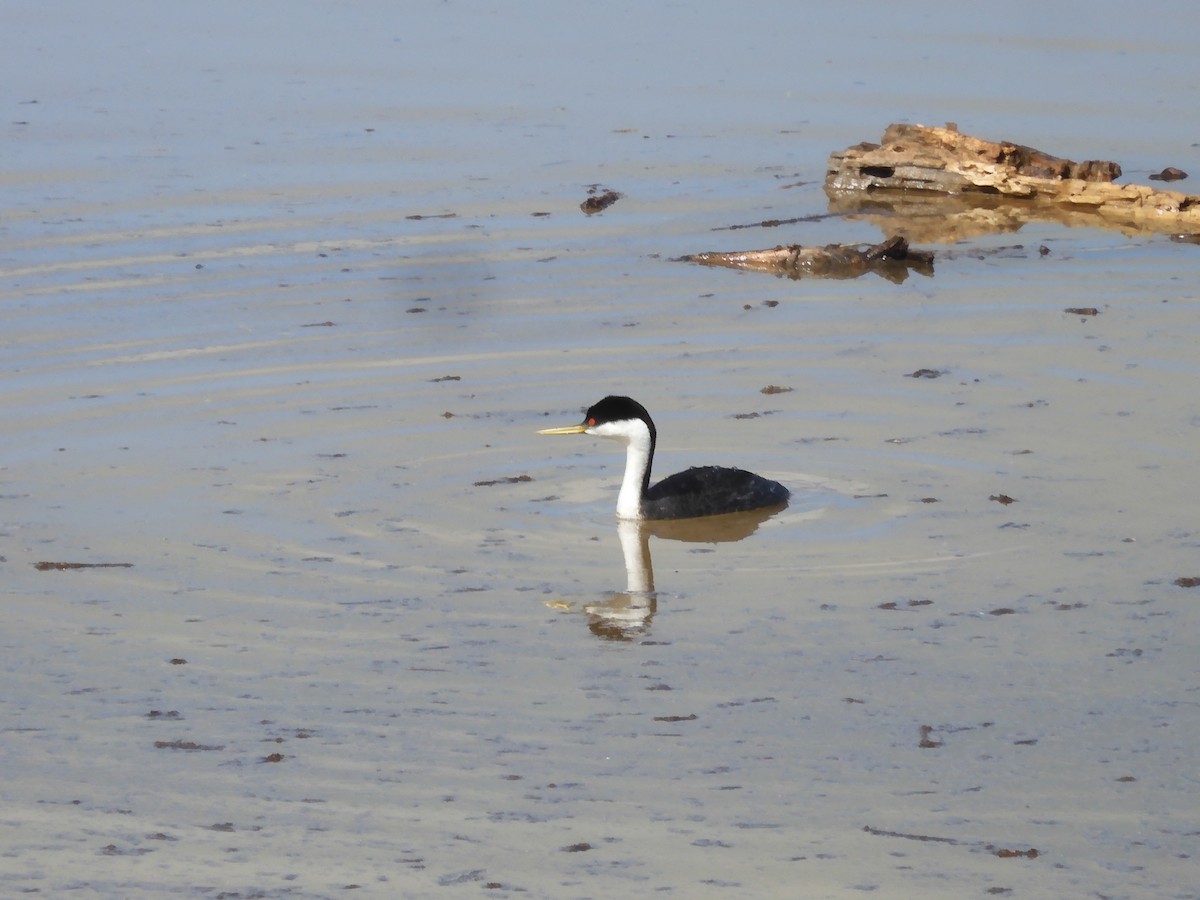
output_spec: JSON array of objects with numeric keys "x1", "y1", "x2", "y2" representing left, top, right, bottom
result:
[{"x1": 537, "y1": 423, "x2": 588, "y2": 435}]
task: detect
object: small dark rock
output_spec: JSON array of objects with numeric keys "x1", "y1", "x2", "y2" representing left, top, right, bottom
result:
[{"x1": 1148, "y1": 166, "x2": 1187, "y2": 182}]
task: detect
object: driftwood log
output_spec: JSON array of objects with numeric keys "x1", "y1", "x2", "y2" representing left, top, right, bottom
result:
[
  {"x1": 685, "y1": 235, "x2": 933, "y2": 283},
  {"x1": 826, "y1": 123, "x2": 1200, "y2": 238}
]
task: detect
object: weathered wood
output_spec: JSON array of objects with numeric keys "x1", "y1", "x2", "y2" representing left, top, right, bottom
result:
[
  {"x1": 684, "y1": 236, "x2": 933, "y2": 282},
  {"x1": 826, "y1": 123, "x2": 1200, "y2": 235}
]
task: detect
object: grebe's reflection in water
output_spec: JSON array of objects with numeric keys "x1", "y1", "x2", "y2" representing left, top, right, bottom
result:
[
  {"x1": 573, "y1": 504, "x2": 786, "y2": 641},
  {"x1": 583, "y1": 519, "x2": 656, "y2": 641}
]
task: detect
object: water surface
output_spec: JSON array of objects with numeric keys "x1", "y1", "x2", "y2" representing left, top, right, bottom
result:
[{"x1": 4, "y1": 2, "x2": 1199, "y2": 897}]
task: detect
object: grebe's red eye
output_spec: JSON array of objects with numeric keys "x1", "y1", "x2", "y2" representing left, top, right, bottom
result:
[{"x1": 587, "y1": 418, "x2": 596, "y2": 426}]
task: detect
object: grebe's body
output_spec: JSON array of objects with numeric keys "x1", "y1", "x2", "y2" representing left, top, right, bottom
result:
[{"x1": 538, "y1": 395, "x2": 789, "y2": 520}]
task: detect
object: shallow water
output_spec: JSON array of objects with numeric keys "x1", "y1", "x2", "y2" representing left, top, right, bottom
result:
[{"x1": 4, "y1": 2, "x2": 1200, "y2": 898}]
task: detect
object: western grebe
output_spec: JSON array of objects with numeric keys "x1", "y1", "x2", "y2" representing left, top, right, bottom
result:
[{"x1": 538, "y1": 395, "x2": 790, "y2": 520}]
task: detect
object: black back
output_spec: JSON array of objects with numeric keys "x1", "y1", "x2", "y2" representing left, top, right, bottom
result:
[{"x1": 643, "y1": 466, "x2": 790, "y2": 520}]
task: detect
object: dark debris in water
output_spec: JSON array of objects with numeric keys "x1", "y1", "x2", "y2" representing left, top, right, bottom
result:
[
  {"x1": 863, "y1": 825, "x2": 1039, "y2": 860},
  {"x1": 34, "y1": 561, "x2": 133, "y2": 571},
  {"x1": 918, "y1": 724, "x2": 943, "y2": 749},
  {"x1": 878, "y1": 599, "x2": 934, "y2": 610},
  {"x1": 153, "y1": 740, "x2": 224, "y2": 752},
  {"x1": 733, "y1": 409, "x2": 782, "y2": 419},
  {"x1": 580, "y1": 186, "x2": 621, "y2": 214},
  {"x1": 711, "y1": 212, "x2": 829, "y2": 231},
  {"x1": 473, "y1": 475, "x2": 533, "y2": 487},
  {"x1": 1149, "y1": 166, "x2": 1188, "y2": 182},
  {"x1": 100, "y1": 844, "x2": 154, "y2": 857}
]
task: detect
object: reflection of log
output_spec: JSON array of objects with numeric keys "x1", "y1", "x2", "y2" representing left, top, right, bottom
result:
[
  {"x1": 824, "y1": 191, "x2": 1055, "y2": 244},
  {"x1": 684, "y1": 235, "x2": 933, "y2": 283},
  {"x1": 826, "y1": 123, "x2": 1200, "y2": 236}
]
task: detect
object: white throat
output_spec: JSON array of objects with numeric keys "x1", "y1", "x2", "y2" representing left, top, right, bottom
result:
[{"x1": 591, "y1": 418, "x2": 653, "y2": 520}]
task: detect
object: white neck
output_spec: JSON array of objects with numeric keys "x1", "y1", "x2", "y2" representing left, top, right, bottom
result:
[
  {"x1": 616, "y1": 438, "x2": 650, "y2": 519},
  {"x1": 592, "y1": 418, "x2": 653, "y2": 520}
]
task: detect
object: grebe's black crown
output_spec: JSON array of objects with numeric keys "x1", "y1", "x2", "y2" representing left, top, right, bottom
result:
[
  {"x1": 583, "y1": 396, "x2": 657, "y2": 456},
  {"x1": 586, "y1": 396, "x2": 654, "y2": 430}
]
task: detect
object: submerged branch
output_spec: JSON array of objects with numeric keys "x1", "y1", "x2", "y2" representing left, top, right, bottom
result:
[{"x1": 683, "y1": 235, "x2": 933, "y2": 283}]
